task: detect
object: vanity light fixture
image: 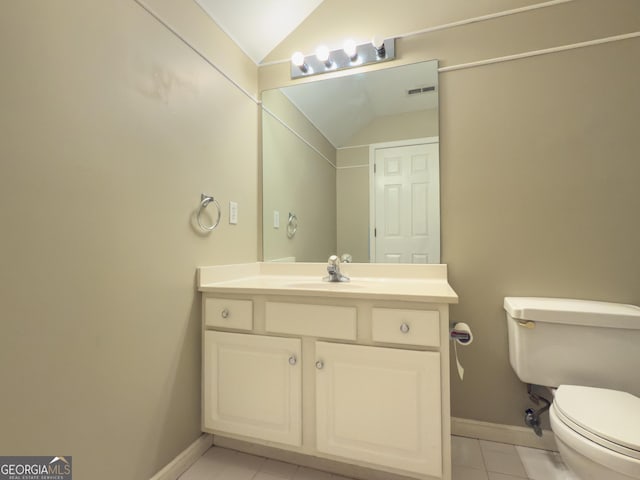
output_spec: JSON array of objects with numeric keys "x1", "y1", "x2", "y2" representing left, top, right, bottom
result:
[{"x1": 290, "y1": 38, "x2": 395, "y2": 79}]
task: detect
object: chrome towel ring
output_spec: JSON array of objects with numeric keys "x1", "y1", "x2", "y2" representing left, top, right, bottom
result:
[
  {"x1": 287, "y1": 212, "x2": 298, "y2": 238},
  {"x1": 197, "y1": 193, "x2": 221, "y2": 232}
]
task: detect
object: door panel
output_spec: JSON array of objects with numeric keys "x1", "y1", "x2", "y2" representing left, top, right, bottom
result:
[
  {"x1": 204, "y1": 331, "x2": 302, "y2": 446},
  {"x1": 315, "y1": 341, "x2": 442, "y2": 477},
  {"x1": 373, "y1": 141, "x2": 440, "y2": 263}
]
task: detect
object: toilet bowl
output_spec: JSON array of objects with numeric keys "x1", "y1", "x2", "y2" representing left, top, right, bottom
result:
[
  {"x1": 550, "y1": 385, "x2": 640, "y2": 480},
  {"x1": 504, "y1": 297, "x2": 640, "y2": 480}
]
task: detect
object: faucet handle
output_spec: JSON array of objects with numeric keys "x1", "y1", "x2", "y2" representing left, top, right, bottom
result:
[
  {"x1": 326, "y1": 255, "x2": 340, "y2": 279},
  {"x1": 328, "y1": 255, "x2": 339, "y2": 265}
]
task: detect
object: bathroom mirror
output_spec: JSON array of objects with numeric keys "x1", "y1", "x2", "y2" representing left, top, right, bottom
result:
[{"x1": 262, "y1": 60, "x2": 439, "y2": 263}]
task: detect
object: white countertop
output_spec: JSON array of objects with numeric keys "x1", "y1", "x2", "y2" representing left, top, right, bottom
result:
[{"x1": 198, "y1": 262, "x2": 458, "y2": 303}]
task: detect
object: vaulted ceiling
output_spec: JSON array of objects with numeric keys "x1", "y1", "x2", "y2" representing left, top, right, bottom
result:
[{"x1": 194, "y1": 0, "x2": 325, "y2": 64}]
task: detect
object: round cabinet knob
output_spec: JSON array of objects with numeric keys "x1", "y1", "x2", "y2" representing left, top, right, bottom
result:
[
  {"x1": 288, "y1": 355, "x2": 297, "y2": 366},
  {"x1": 221, "y1": 308, "x2": 229, "y2": 319},
  {"x1": 400, "y1": 322, "x2": 410, "y2": 334},
  {"x1": 315, "y1": 360, "x2": 324, "y2": 370}
]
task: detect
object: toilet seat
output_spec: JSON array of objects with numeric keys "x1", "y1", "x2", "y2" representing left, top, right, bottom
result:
[{"x1": 554, "y1": 385, "x2": 640, "y2": 460}]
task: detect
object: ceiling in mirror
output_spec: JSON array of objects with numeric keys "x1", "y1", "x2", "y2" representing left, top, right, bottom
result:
[{"x1": 281, "y1": 62, "x2": 438, "y2": 147}]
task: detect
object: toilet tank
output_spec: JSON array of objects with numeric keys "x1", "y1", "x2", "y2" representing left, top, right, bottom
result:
[{"x1": 505, "y1": 297, "x2": 640, "y2": 397}]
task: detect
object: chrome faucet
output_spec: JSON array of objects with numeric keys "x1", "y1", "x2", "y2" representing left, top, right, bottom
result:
[{"x1": 324, "y1": 255, "x2": 350, "y2": 283}]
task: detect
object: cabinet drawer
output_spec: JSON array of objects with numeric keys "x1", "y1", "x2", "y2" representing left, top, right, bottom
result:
[
  {"x1": 265, "y1": 302, "x2": 356, "y2": 340},
  {"x1": 372, "y1": 308, "x2": 440, "y2": 347},
  {"x1": 204, "y1": 297, "x2": 253, "y2": 331}
]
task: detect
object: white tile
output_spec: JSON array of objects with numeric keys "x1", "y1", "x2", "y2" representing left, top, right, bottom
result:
[
  {"x1": 178, "y1": 451, "x2": 229, "y2": 479},
  {"x1": 452, "y1": 436, "x2": 485, "y2": 469},
  {"x1": 259, "y1": 458, "x2": 299, "y2": 478},
  {"x1": 179, "y1": 455, "x2": 251, "y2": 480},
  {"x1": 201, "y1": 446, "x2": 239, "y2": 465},
  {"x1": 452, "y1": 465, "x2": 489, "y2": 480},
  {"x1": 234, "y1": 451, "x2": 266, "y2": 471},
  {"x1": 254, "y1": 473, "x2": 292, "y2": 480},
  {"x1": 516, "y1": 446, "x2": 581, "y2": 480},
  {"x1": 487, "y1": 473, "x2": 529, "y2": 480},
  {"x1": 292, "y1": 467, "x2": 333, "y2": 480},
  {"x1": 178, "y1": 458, "x2": 219, "y2": 480},
  {"x1": 219, "y1": 464, "x2": 260, "y2": 480},
  {"x1": 479, "y1": 441, "x2": 527, "y2": 478}
]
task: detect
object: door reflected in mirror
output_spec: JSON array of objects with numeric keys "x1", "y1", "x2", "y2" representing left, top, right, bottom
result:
[{"x1": 262, "y1": 60, "x2": 439, "y2": 263}]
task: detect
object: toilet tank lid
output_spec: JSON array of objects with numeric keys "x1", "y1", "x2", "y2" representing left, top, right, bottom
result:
[{"x1": 504, "y1": 297, "x2": 640, "y2": 329}]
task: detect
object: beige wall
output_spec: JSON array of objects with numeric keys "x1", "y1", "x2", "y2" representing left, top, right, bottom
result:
[
  {"x1": 262, "y1": 90, "x2": 337, "y2": 262},
  {"x1": 259, "y1": 0, "x2": 640, "y2": 90},
  {"x1": 260, "y1": 0, "x2": 640, "y2": 429},
  {"x1": 0, "y1": 1, "x2": 257, "y2": 479},
  {"x1": 345, "y1": 108, "x2": 439, "y2": 147},
  {"x1": 336, "y1": 147, "x2": 370, "y2": 262},
  {"x1": 442, "y1": 37, "x2": 640, "y2": 426}
]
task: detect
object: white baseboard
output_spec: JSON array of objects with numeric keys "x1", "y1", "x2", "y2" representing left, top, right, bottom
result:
[
  {"x1": 452, "y1": 417, "x2": 558, "y2": 451},
  {"x1": 149, "y1": 433, "x2": 214, "y2": 480}
]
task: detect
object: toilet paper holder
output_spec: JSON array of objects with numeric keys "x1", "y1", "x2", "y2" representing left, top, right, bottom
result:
[
  {"x1": 450, "y1": 322, "x2": 473, "y2": 381},
  {"x1": 450, "y1": 327, "x2": 472, "y2": 344}
]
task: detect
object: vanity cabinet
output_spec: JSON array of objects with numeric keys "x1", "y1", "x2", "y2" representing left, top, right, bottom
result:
[
  {"x1": 198, "y1": 262, "x2": 457, "y2": 480},
  {"x1": 202, "y1": 297, "x2": 449, "y2": 479},
  {"x1": 203, "y1": 330, "x2": 302, "y2": 446}
]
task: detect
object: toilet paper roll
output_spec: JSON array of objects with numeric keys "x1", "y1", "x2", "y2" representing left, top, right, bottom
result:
[{"x1": 451, "y1": 322, "x2": 473, "y2": 381}]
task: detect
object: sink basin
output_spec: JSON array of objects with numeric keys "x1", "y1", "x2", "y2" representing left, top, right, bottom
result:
[{"x1": 284, "y1": 281, "x2": 362, "y2": 289}]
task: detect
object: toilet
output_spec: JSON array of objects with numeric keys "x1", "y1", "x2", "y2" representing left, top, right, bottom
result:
[{"x1": 504, "y1": 297, "x2": 640, "y2": 480}]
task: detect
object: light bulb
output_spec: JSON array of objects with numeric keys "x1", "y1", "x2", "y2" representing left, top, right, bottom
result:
[
  {"x1": 315, "y1": 45, "x2": 330, "y2": 62},
  {"x1": 343, "y1": 39, "x2": 357, "y2": 61},
  {"x1": 291, "y1": 51, "x2": 309, "y2": 73},
  {"x1": 291, "y1": 51, "x2": 305, "y2": 66},
  {"x1": 371, "y1": 36, "x2": 386, "y2": 58}
]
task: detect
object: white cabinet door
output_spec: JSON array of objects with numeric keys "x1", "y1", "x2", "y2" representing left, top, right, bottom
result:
[
  {"x1": 315, "y1": 342, "x2": 442, "y2": 477},
  {"x1": 204, "y1": 331, "x2": 302, "y2": 446}
]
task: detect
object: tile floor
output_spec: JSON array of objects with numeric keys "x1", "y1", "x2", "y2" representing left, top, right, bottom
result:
[
  {"x1": 451, "y1": 436, "x2": 579, "y2": 480},
  {"x1": 179, "y1": 436, "x2": 581, "y2": 480}
]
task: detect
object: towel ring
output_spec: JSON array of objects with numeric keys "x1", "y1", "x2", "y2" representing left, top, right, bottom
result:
[
  {"x1": 197, "y1": 194, "x2": 221, "y2": 232},
  {"x1": 287, "y1": 212, "x2": 298, "y2": 238}
]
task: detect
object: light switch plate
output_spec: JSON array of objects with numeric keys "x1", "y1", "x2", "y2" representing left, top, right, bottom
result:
[
  {"x1": 273, "y1": 210, "x2": 280, "y2": 228},
  {"x1": 229, "y1": 201, "x2": 238, "y2": 224}
]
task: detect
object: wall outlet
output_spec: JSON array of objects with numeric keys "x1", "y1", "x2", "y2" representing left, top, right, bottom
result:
[
  {"x1": 229, "y1": 201, "x2": 238, "y2": 224},
  {"x1": 273, "y1": 210, "x2": 280, "y2": 228}
]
